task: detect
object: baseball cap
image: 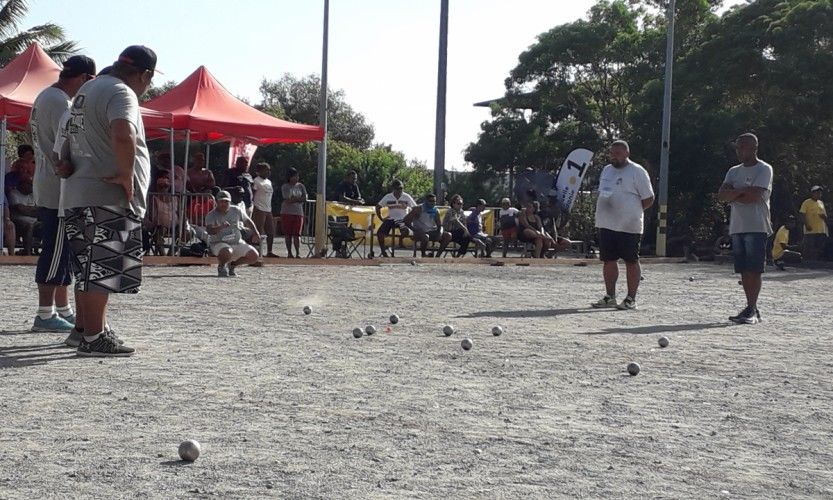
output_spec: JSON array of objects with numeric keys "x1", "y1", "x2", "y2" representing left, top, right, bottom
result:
[
  {"x1": 811, "y1": 185, "x2": 823, "y2": 192},
  {"x1": 216, "y1": 190, "x2": 232, "y2": 201},
  {"x1": 117, "y1": 45, "x2": 161, "y2": 74},
  {"x1": 60, "y1": 55, "x2": 96, "y2": 79},
  {"x1": 477, "y1": 198, "x2": 487, "y2": 206},
  {"x1": 97, "y1": 66, "x2": 112, "y2": 76}
]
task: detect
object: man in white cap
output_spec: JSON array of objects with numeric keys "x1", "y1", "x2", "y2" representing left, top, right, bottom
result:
[
  {"x1": 205, "y1": 190, "x2": 260, "y2": 277},
  {"x1": 799, "y1": 185, "x2": 827, "y2": 260}
]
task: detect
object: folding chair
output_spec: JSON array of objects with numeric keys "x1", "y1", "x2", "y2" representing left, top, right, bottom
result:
[{"x1": 328, "y1": 216, "x2": 366, "y2": 259}]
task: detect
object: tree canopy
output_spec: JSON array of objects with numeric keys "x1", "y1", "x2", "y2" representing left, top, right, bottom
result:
[
  {"x1": 0, "y1": 0, "x2": 78, "y2": 66},
  {"x1": 466, "y1": 0, "x2": 833, "y2": 244}
]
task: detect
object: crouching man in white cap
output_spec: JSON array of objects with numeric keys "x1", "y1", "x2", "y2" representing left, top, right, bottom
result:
[{"x1": 205, "y1": 190, "x2": 260, "y2": 277}]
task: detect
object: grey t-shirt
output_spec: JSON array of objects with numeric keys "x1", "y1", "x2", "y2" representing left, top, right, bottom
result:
[
  {"x1": 723, "y1": 160, "x2": 773, "y2": 235},
  {"x1": 281, "y1": 182, "x2": 308, "y2": 216},
  {"x1": 63, "y1": 75, "x2": 151, "y2": 218},
  {"x1": 30, "y1": 86, "x2": 71, "y2": 209},
  {"x1": 205, "y1": 205, "x2": 250, "y2": 245}
]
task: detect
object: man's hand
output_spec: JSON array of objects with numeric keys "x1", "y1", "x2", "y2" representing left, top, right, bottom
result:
[
  {"x1": 103, "y1": 174, "x2": 134, "y2": 201},
  {"x1": 251, "y1": 233, "x2": 261, "y2": 245},
  {"x1": 53, "y1": 159, "x2": 74, "y2": 178}
]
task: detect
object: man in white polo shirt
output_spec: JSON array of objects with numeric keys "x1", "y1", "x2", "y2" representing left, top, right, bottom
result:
[
  {"x1": 591, "y1": 140, "x2": 655, "y2": 310},
  {"x1": 375, "y1": 179, "x2": 416, "y2": 257}
]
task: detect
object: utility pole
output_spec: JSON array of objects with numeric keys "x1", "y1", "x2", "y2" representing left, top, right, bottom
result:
[
  {"x1": 655, "y1": 0, "x2": 676, "y2": 256},
  {"x1": 433, "y1": 0, "x2": 449, "y2": 204}
]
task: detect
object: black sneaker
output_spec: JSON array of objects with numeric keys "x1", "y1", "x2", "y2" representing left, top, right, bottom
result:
[
  {"x1": 729, "y1": 306, "x2": 758, "y2": 324},
  {"x1": 64, "y1": 328, "x2": 83, "y2": 348},
  {"x1": 228, "y1": 264, "x2": 238, "y2": 277},
  {"x1": 77, "y1": 334, "x2": 135, "y2": 357},
  {"x1": 105, "y1": 327, "x2": 125, "y2": 345}
]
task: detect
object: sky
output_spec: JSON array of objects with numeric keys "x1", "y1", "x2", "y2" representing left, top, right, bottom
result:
[{"x1": 22, "y1": 0, "x2": 744, "y2": 170}]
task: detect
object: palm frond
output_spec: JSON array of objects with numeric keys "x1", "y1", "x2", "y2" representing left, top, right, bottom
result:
[
  {"x1": 0, "y1": 0, "x2": 28, "y2": 39},
  {"x1": 44, "y1": 40, "x2": 78, "y2": 63}
]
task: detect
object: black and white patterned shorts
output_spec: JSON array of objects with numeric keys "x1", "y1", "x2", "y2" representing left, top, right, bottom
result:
[{"x1": 64, "y1": 206, "x2": 144, "y2": 294}]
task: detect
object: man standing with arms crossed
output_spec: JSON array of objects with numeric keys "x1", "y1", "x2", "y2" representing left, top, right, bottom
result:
[
  {"x1": 61, "y1": 46, "x2": 158, "y2": 356},
  {"x1": 718, "y1": 133, "x2": 773, "y2": 324},
  {"x1": 29, "y1": 55, "x2": 97, "y2": 333},
  {"x1": 591, "y1": 140, "x2": 654, "y2": 310}
]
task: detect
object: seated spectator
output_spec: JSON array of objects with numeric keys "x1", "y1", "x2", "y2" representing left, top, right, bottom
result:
[
  {"x1": 4, "y1": 144, "x2": 35, "y2": 199},
  {"x1": 205, "y1": 190, "x2": 260, "y2": 277},
  {"x1": 772, "y1": 215, "x2": 802, "y2": 270},
  {"x1": 336, "y1": 170, "x2": 364, "y2": 205},
  {"x1": 466, "y1": 199, "x2": 494, "y2": 258},
  {"x1": 518, "y1": 200, "x2": 555, "y2": 258},
  {"x1": 403, "y1": 193, "x2": 444, "y2": 257},
  {"x1": 252, "y1": 162, "x2": 277, "y2": 257},
  {"x1": 153, "y1": 152, "x2": 187, "y2": 193},
  {"x1": 2, "y1": 192, "x2": 15, "y2": 255},
  {"x1": 9, "y1": 178, "x2": 39, "y2": 255},
  {"x1": 375, "y1": 180, "x2": 416, "y2": 257},
  {"x1": 713, "y1": 226, "x2": 733, "y2": 263},
  {"x1": 498, "y1": 197, "x2": 520, "y2": 257},
  {"x1": 437, "y1": 194, "x2": 472, "y2": 257},
  {"x1": 187, "y1": 152, "x2": 216, "y2": 194}
]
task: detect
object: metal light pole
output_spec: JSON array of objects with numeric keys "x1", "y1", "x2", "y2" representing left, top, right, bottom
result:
[
  {"x1": 314, "y1": 0, "x2": 330, "y2": 257},
  {"x1": 655, "y1": 0, "x2": 676, "y2": 257},
  {"x1": 433, "y1": 0, "x2": 449, "y2": 204}
]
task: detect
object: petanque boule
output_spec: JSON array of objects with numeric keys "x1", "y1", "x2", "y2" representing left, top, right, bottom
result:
[
  {"x1": 178, "y1": 439, "x2": 201, "y2": 462},
  {"x1": 689, "y1": 276, "x2": 694, "y2": 282},
  {"x1": 461, "y1": 338, "x2": 473, "y2": 351},
  {"x1": 443, "y1": 325, "x2": 455, "y2": 336},
  {"x1": 491, "y1": 326, "x2": 503, "y2": 336},
  {"x1": 389, "y1": 314, "x2": 399, "y2": 324},
  {"x1": 658, "y1": 336, "x2": 669, "y2": 348},
  {"x1": 365, "y1": 325, "x2": 377, "y2": 336},
  {"x1": 627, "y1": 362, "x2": 641, "y2": 376},
  {"x1": 352, "y1": 328, "x2": 364, "y2": 338},
  {"x1": 303, "y1": 306, "x2": 312, "y2": 315}
]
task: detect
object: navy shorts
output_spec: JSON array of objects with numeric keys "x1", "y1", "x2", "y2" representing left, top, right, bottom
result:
[
  {"x1": 732, "y1": 232, "x2": 767, "y2": 274},
  {"x1": 35, "y1": 208, "x2": 73, "y2": 286},
  {"x1": 598, "y1": 228, "x2": 641, "y2": 263},
  {"x1": 378, "y1": 218, "x2": 408, "y2": 236}
]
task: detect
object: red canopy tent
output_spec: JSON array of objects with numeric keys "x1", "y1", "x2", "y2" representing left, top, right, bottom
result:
[{"x1": 143, "y1": 65, "x2": 324, "y2": 143}]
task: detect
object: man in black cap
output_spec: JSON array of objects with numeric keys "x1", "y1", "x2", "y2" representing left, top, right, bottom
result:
[
  {"x1": 29, "y1": 55, "x2": 96, "y2": 335},
  {"x1": 60, "y1": 45, "x2": 158, "y2": 357}
]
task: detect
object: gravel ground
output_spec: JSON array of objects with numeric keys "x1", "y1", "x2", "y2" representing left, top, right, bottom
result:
[{"x1": 1, "y1": 261, "x2": 832, "y2": 499}]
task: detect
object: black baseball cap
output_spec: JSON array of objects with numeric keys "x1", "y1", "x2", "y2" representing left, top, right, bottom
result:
[
  {"x1": 60, "y1": 55, "x2": 96, "y2": 79},
  {"x1": 117, "y1": 45, "x2": 161, "y2": 74},
  {"x1": 97, "y1": 65, "x2": 112, "y2": 76}
]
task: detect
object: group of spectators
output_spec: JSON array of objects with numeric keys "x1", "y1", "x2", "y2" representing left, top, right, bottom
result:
[{"x1": 331, "y1": 173, "x2": 571, "y2": 259}]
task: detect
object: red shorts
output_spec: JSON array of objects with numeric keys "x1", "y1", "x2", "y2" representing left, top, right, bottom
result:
[
  {"x1": 281, "y1": 214, "x2": 304, "y2": 236},
  {"x1": 501, "y1": 227, "x2": 517, "y2": 240}
]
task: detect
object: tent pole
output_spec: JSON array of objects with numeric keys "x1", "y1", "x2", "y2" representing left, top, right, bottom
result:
[
  {"x1": 177, "y1": 130, "x2": 191, "y2": 255},
  {"x1": 314, "y1": 0, "x2": 330, "y2": 258},
  {"x1": 205, "y1": 142, "x2": 210, "y2": 170},
  {"x1": 0, "y1": 116, "x2": 6, "y2": 253},
  {"x1": 169, "y1": 130, "x2": 176, "y2": 255}
]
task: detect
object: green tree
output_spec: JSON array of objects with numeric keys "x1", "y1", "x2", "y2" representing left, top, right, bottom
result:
[
  {"x1": 0, "y1": 0, "x2": 78, "y2": 66},
  {"x1": 259, "y1": 74, "x2": 375, "y2": 150},
  {"x1": 141, "y1": 80, "x2": 178, "y2": 102}
]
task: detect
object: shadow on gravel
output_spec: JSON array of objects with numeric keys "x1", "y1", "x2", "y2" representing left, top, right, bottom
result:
[
  {"x1": 159, "y1": 460, "x2": 196, "y2": 467},
  {"x1": 764, "y1": 270, "x2": 833, "y2": 283},
  {"x1": 458, "y1": 308, "x2": 617, "y2": 319},
  {"x1": 578, "y1": 322, "x2": 737, "y2": 336},
  {"x1": 0, "y1": 329, "x2": 38, "y2": 336},
  {"x1": 0, "y1": 343, "x2": 76, "y2": 368},
  {"x1": 145, "y1": 274, "x2": 224, "y2": 279}
]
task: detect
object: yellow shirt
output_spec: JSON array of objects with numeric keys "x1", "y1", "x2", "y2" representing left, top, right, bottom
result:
[
  {"x1": 772, "y1": 225, "x2": 789, "y2": 260},
  {"x1": 800, "y1": 198, "x2": 828, "y2": 235}
]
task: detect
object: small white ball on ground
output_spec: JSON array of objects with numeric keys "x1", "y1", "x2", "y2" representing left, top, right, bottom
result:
[
  {"x1": 389, "y1": 314, "x2": 399, "y2": 324},
  {"x1": 303, "y1": 306, "x2": 311, "y2": 315},
  {"x1": 443, "y1": 325, "x2": 455, "y2": 336},
  {"x1": 352, "y1": 328, "x2": 364, "y2": 339},
  {"x1": 491, "y1": 326, "x2": 503, "y2": 337},
  {"x1": 178, "y1": 439, "x2": 201, "y2": 461},
  {"x1": 461, "y1": 338, "x2": 473, "y2": 351},
  {"x1": 627, "y1": 362, "x2": 641, "y2": 376},
  {"x1": 658, "y1": 336, "x2": 669, "y2": 348},
  {"x1": 365, "y1": 325, "x2": 377, "y2": 336}
]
